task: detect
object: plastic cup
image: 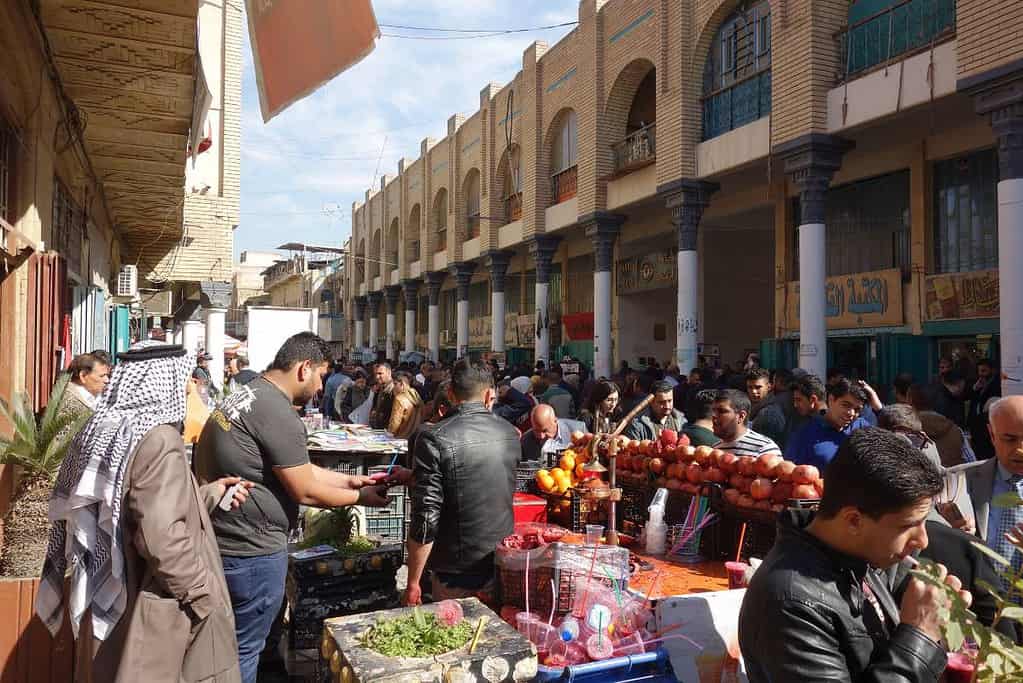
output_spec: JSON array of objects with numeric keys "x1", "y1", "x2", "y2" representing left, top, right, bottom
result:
[
  {"x1": 612, "y1": 632, "x2": 646, "y2": 657},
  {"x1": 585, "y1": 524, "x2": 604, "y2": 545},
  {"x1": 532, "y1": 622, "x2": 558, "y2": 657},
  {"x1": 945, "y1": 652, "x2": 975, "y2": 683},
  {"x1": 725, "y1": 561, "x2": 749, "y2": 589},
  {"x1": 515, "y1": 612, "x2": 540, "y2": 640}
]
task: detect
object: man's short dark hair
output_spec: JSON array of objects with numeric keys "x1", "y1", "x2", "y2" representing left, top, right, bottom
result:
[
  {"x1": 236, "y1": 355, "x2": 250, "y2": 369},
  {"x1": 793, "y1": 374, "x2": 826, "y2": 402},
  {"x1": 68, "y1": 353, "x2": 105, "y2": 383},
  {"x1": 714, "y1": 389, "x2": 751, "y2": 416},
  {"x1": 977, "y1": 358, "x2": 993, "y2": 370},
  {"x1": 826, "y1": 377, "x2": 868, "y2": 404},
  {"x1": 818, "y1": 428, "x2": 942, "y2": 520},
  {"x1": 450, "y1": 360, "x2": 494, "y2": 401},
  {"x1": 651, "y1": 380, "x2": 674, "y2": 396},
  {"x1": 745, "y1": 368, "x2": 770, "y2": 383},
  {"x1": 893, "y1": 372, "x2": 914, "y2": 397},
  {"x1": 687, "y1": 389, "x2": 716, "y2": 421},
  {"x1": 877, "y1": 404, "x2": 923, "y2": 433},
  {"x1": 689, "y1": 367, "x2": 705, "y2": 382},
  {"x1": 375, "y1": 360, "x2": 393, "y2": 371},
  {"x1": 944, "y1": 369, "x2": 964, "y2": 384},
  {"x1": 269, "y1": 332, "x2": 333, "y2": 372},
  {"x1": 89, "y1": 349, "x2": 112, "y2": 366},
  {"x1": 772, "y1": 368, "x2": 794, "y2": 387},
  {"x1": 826, "y1": 368, "x2": 844, "y2": 382},
  {"x1": 547, "y1": 366, "x2": 563, "y2": 379},
  {"x1": 432, "y1": 380, "x2": 454, "y2": 415}
]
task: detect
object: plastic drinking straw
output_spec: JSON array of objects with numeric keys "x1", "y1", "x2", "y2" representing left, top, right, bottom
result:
[
  {"x1": 468, "y1": 616, "x2": 488, "y2": 654},
  {"x1": 642, "y1": 569, "x2": 663, "y2": 605},
  {"x1": 735, "y1": 523, "x2": 747, "y2": 563},
  {"x1": 579, "y1": 544, "x2": 601, "y2": 615},
  {"x1": 640, "y1": 633, "x2": 704, "y2": 651},
  {"x1": 385, "y1": 452, "x2": 400, "y2": 475},
  {"x1": 598, "y1": 613, "x2": 604, "y2": 647},
  {"x1": 548, "y1": 578, "x2": 557, "y2": 626},
  {"x1": 525, "y1": 547, "x2": 531, "y2": 618},
  {"x1": 600, "y1": 566, "x2": 624, "y2": 607}
]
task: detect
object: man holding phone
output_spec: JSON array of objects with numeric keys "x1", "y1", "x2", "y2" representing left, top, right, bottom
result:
[
  {"x1": 941, "y1": 396, "x2": 1023, "y2": 568},
  {"x1": 195, "y1": 333, "x2": 390, "y2": 683}
]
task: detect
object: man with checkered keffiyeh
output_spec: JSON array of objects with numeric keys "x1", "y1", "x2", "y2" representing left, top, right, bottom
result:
[{"x1": 36, "y1": 342, "x2": 251, "y2": 682}]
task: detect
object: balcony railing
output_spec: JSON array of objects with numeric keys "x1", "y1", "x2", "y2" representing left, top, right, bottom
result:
[
  {"x1": 612, "y1": 123, "x2": 656, "y2": 173},
  {"x1": 702, "y1": 70, "x2": 771, "y2": 141},
  {"x1": 837, "y1": 0, "x2": 955, "y2": 81},
  {"x1": 551, "y1": 166, "x2": 578, "y2": 205},
  {"x1": 505, "y1": 193, "x2": 522, "y2": 222}
]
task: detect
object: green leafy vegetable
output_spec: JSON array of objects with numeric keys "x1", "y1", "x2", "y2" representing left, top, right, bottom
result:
[{"x1": 361, "y1": 609, "x2": 473, "y2": 658}]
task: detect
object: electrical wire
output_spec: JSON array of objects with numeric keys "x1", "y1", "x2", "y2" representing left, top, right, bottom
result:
[{"x1": 378, "y1": 21, "x2": 577, "y2": 34}]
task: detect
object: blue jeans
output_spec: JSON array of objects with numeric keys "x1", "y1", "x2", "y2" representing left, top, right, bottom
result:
[{"x1": 222, "y1": 550, "x2": 288, "y2": 683}]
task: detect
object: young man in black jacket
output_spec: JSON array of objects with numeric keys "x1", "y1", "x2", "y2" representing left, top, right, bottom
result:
[
  {"x1": 402, "y1": 362, "x2": 520, "y2": 606},
  {"x1": 740, "y1": 428, "x2": 971, "y2": 682}
]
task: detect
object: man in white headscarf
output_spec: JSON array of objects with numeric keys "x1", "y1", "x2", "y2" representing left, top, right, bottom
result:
[{"x1": 37, "y1": 342, "x2": 251, "y2": 682}]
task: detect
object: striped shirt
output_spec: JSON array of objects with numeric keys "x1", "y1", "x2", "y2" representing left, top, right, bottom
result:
[{"x1": 715, "y1": 429, "x2": 781, "y2": 458}]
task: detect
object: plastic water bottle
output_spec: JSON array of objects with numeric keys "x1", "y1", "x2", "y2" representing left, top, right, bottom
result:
[
  {"x1": 645, "y1": 487, "x2": 668, "y2": 555},
  {"x1": 559, "y1": 615, "x2": 580, "y2": 642}
]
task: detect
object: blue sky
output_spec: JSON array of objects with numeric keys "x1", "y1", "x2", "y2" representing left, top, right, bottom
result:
[{"x1": 235, "y1": 0, "x2": 577, "y2": 258}]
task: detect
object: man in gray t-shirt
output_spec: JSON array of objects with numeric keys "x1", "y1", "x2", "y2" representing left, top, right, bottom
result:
[{"x1": 194, "y1": 333, "x2": 391, "y2": 683}]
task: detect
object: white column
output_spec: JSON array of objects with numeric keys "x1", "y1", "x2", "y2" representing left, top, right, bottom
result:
[
  {"x1": 404, "y1": 308, "x2": 416, "y2": 354},
  {"x1": 173, "y1": 328, "x2": 183, "y2": 345},
  {"x1": 594, "y1": 271, "x2": 612, "y2": 379},
  {"x1": 798, "y1": 222, "x2": 827, "y2": 379},
  {"x1": 492, "y1": 290, "x2": 506, "y2": 353},
  {"x1": 385, "y1": 312, "x2": 396, "y2": 360},
  {"x1": 368, "y1": 316, "x2": 379, "y2": 350},
  {"x1": 1000, "y1": 177, "x2": 1023, "y2": 395},
  {"x1": 456, "y1": 299, "x2": 469, "y2": 358},
  {"x1": 676, "y1": 251, "x2": 699, "y2": 374},
  {"x1": 535, "y1": 281, "x2": 550, "y2": 367},
  {"x1": 181, "y1": 320, "x2": 203, "y2": 355},
  {"x1": 204, "y1": 307, "x2": 226, "y2": 393},
  {"x1": 428, "y1": 304, "x2": 440, "y2": 362},
  {"x1": 354, "y1": 320, "x2": 364, "y2": 349}
]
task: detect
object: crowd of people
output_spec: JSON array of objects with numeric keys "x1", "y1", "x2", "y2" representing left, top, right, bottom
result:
[{"x1": 29, "y1": 333, "x2": 1021, "y2": 682}]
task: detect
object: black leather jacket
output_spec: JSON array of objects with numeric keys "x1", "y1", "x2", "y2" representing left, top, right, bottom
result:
[
  {"x1": 739, "y1": 509, "x2": 946, "y2": 683},
  {"x1": 408, "y1": 402, "x2": 520, "y2": 576}
]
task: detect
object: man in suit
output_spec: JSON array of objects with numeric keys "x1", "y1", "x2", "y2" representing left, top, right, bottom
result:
[{"x1": 943, "y1": 396, "x2": 1023, "y2": 571}]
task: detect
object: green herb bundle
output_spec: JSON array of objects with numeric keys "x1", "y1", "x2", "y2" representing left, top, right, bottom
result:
[{"x1": 361, "y1": 608, "x2": 473, "y2": 658}]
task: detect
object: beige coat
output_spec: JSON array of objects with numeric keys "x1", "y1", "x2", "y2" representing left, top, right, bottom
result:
[
  {"x1": 77, "y1": 424, "x2": 241, "y2": 683},
  {"x1": 388, "y1": 388, "x2": 423, "y2": 439}
]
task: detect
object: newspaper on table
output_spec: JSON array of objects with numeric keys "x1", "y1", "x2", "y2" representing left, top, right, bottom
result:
[{"x1": 307, "y1": 425, "x2": 407, "y2": 453}]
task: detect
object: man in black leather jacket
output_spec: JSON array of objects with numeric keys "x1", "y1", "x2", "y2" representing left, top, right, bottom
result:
[
  {"x1": 739, "y1": 428, "x2": 972, "y2": 682},
  {"x1": 402, "y1": 361, "x2": 520, "y2": 606}
]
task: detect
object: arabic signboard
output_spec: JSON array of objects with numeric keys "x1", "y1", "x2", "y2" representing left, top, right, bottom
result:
[
  {"x1": 924, "y1": 269, "x2": 999, "y2": 320},
  {"x1": 516, "y1": 314, "x2": 535, "y2": 346},
  {"x1": 469, "y1": 316, "x2": 491, "y2": 347},
  {"x1": 245, "y1": 0, "x2": 380, "y2": 122},
  {"x1": 616, "y1": 249, "x2": 676, "y2": 295},
  {"x1": 785, "y1": 268, "x2": 903, "y2": 330}
]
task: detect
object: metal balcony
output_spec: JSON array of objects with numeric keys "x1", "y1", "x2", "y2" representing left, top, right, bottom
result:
[{"x1": 612, "y1": 123, "x2": 656, "y2": 173}]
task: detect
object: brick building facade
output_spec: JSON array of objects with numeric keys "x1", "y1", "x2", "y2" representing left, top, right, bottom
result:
[{"x1": 344, "y1": 0, "x2": 1023, "y2": 392}]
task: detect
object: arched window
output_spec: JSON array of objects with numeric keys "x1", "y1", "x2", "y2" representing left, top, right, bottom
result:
[
  {"x1": 463, "y1": 169, "x2": 481, "y2": 239},
  {"x1": 550, "y1": 109, "x2": 578, "y2": 205},
  {"x1": 387, "y1": 218, "x2": 399, "y2": 270},
  {"x1": 501, "y1": 145, "x2": 523, "y2": 222},
  {"x1": 370, "y1": 230, "x2": 381, "y2": 279},
  {"x1": 433, "y1": 189, "x2": 448, "y2": 252},
  {"x1": 702, "y1": 1, "x2": 771, "y2": 141},
  {"x1": 355, "y1": 238, "x2": 366, "y2": 286},
  {"x1": 608, "y1": 61, "x2": 657, "y2": 172},
  {"x1": 407, "y1": 204, "x2": 421, "y2": 262}
]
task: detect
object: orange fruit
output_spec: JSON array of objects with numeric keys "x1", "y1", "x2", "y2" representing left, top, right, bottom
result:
[
  {"x1": 575, "y1": 462, "x2": 586, "y2": 479},
  {"x1": 560, "y1": 453, "x2": 576, "y2": 472}
]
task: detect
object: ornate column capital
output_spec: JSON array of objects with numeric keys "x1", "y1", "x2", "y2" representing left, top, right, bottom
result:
[
  {"x1": 449, "y1": 261, "x2": 477, "y2": 301},
  {"x1": 424, "y1": 271, "x2": 445, "y2": 306},
  {"x1": 353, "y1": 295, "x2": 367, "y2": 319},
  {"x1": 484, "y1": 250, "x2": 514, "y2": 293},
  {"x1": 528, "y1": 234, "x2": 562, "y2": 284},
  {"x1": 581, "y1": 212, "x2": 625, "y2": 272},
  {"x1": 383, "y1": 285, "x2": 402, "y2": 314},
  {"x1": 970, "y1": 76, "x2": 1023, "y2": 181},
  {"x1": 660, "y1": 180, "x2": 719, "y2": 252},
  {"x1": 776, "y1": 133, "x2": 853, "y2": 224},
  {"x1": 401, "y1": 279, "x2": 421, "y2": 309},
  {"x1": 366, "y1": 290, "x2": 383, "y2": 317}
]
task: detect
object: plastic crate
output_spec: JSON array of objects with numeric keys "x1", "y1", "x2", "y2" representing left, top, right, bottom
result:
[
  {"x1": 365, "y1": 514, "x2": 404, "y2": 542},
  {"x1": 363, "y1": 487, "x2": 405, "y2": 517},
  {"x1": 516, "y1": 460, "x2": 543, "y2": 493},
  {"x1": 315, "y1": 455, "x2": 364, "y2": 477}
]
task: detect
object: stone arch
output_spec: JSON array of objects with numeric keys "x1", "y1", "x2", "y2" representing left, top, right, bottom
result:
[
  {"x1": 461, "y1": 168, "x2": 481, "y2": 240},
  {"x1": 544, "y1": 107, "x2": 578, "y2": 206},
  {"x1": 605, "y1": 58, "x2": 657, "y2": 172},
  {"x1": 407, "y1": 203, "x2": 422, "y2": 262},
  {"x1": 432, "y1": 188, "x2": 448, "y2": 252},
  {"x1": 355, "y1": 237, "x2": 366, "y2": 287}
]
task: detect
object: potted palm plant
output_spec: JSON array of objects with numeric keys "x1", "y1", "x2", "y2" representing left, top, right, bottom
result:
[{"x1": 0, "y1": 374, "x2": 90, "y2": 577}]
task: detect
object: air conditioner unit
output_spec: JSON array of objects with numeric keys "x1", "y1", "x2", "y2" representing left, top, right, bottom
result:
[{"x1": 117, "y1": 265, "x2": 138, "y2": 297}]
